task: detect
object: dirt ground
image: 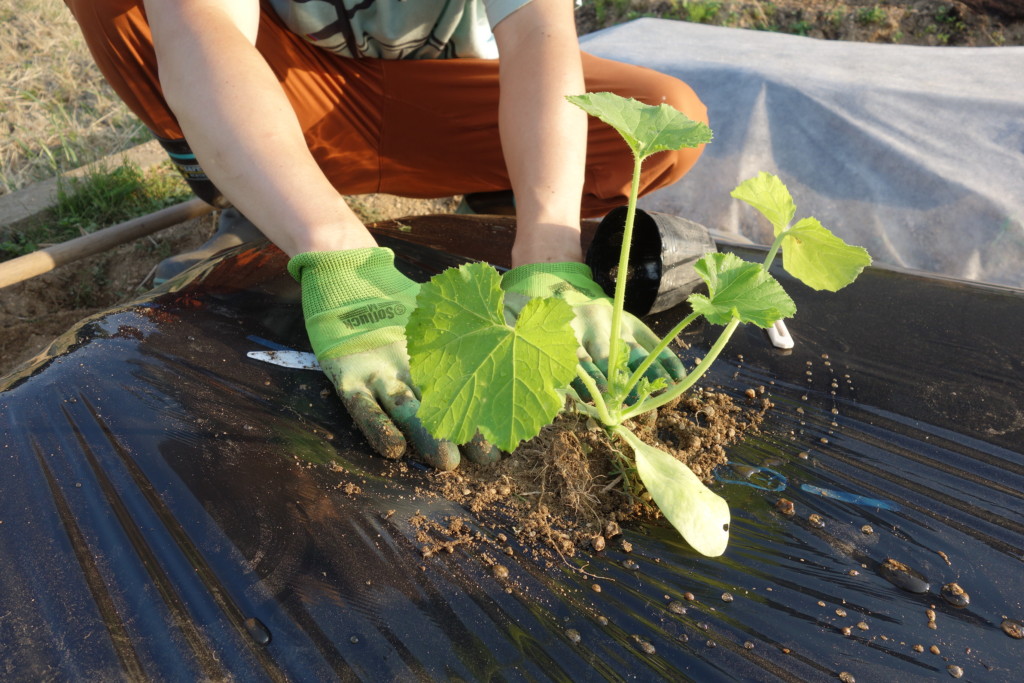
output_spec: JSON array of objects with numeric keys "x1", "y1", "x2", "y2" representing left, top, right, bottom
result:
[
  {"x1": 576, "y1": 0, "x2": 1024, "y2": 46},
  {"x1": 415, "y1": 389, "x2": 773, "y2": 563},
  {"x1": 0, "y1": 195, "x2": 458, "y2": 378},
  {"x1": 2, "y1": 0, "x2": 1022, "y2": 378}
]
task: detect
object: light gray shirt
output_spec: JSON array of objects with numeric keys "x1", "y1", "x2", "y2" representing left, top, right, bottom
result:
[{"x1": 267, "y1": 0, "x2": 533, "y2": 59}]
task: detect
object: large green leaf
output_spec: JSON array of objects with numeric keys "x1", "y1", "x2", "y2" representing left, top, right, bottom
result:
[
  {"x1": 729, "y1": 172, "x2": 796, "y2": 233},
  {"x1": 617, "y1": 428, "x2": 730, "y2": 557},
  {"x1": 567, "y1": 92, "x2": 712, "y2": 161},
  {"x1": 407, "y1": 262, "x2": 578, "y2": 452},
  {"x1": 782, "y1": 217, "x2": 873, "y2": 291},
  {"x1": 687, "y1": 252, "x2": 796, "y2": 327}
]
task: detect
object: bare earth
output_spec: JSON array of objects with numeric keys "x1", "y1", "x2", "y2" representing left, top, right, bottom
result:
[
  {"x1": 2, "y1": 0, "x2": 1022, "y2": 379},
  {"x1": 577, "y1": 0, "x2": 1024, "y2": 46},
  {"x1": 0, "y1": 195, "x2": 458, "y2": 378}
]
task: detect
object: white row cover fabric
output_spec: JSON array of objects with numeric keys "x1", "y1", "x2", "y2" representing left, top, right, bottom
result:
[{"x1": 581, "y1": 19, "x2": 1024, "y2": 289}]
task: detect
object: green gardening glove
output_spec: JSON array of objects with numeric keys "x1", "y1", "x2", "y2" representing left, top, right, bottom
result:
[
  {"x1": 289, "y1": 247, "x2": 498, "y2": 470},
  {"x1": 500, "y1": 262, "x2": 686, "y2": 398}
]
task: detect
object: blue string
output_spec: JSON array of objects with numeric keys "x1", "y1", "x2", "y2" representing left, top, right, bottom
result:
[
  {"x1": 799, "y1": 484, "x2": 900, "y2": 511},
  {"x1": 713, "y1": 465, "x2": 787, "y2": 492}
]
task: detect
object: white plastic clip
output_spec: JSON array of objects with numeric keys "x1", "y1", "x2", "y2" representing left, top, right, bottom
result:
[{"x1": 767, "y1": 320, "x2": 794, "y2": 349}]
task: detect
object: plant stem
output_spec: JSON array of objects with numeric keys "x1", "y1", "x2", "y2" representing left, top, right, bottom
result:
[
  {"x1": 575, "y1": 365, "x2": 616, "y2": 425},
  {"x1": 564, "y1": 383, "x2": 601, "y2": 421},
  {"x1": 762, "y1": 227, "x2": 790, "y2": 269},
  {"x1": 606, "y1": 153, "x2": 645, "y2": 399},
  {"x1": 620, "y1": 309, "x2": 700, "y2": 400},
  {"x1": 621, "y1": 318, "x2": 741, "y2": 421}
]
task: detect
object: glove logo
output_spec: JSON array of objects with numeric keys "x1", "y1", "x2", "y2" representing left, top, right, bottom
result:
[
  {"x1": 552, "y1": 282, "x2": 586, "y2": 297},
  {"x1": 338, "y1": 301, "x2": 407, "y2": 330}
]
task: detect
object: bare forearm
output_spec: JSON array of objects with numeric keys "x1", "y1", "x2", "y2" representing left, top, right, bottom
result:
[
  {"x1": 145, "y1": 0, "x2": 374, "y2": 256},
  {"x1": 495, "y1": 0, "x2": 587, "y2": 267}
]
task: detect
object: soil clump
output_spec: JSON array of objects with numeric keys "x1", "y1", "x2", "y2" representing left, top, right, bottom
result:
[{"x1": 413, "y1": 386, "x2": 773, "y2": 564}]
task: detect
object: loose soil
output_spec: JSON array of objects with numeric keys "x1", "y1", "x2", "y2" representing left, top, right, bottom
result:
[
  {"x1": 0, "y1": 213, "x2": 218, "y2": 376},
  {"x1": 414, "y1": 388, "x2": 773, "y2": 564}
]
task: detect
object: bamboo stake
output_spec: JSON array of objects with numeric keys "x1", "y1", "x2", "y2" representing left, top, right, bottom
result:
[{"x1": 0, "y1": 198, "x2": 214, "y2": 289}]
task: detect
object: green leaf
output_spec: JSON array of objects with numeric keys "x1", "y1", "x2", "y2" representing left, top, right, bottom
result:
[
  {"x1": 730, "y1": 173, "x2": 871, "y2": 291},
  {"x1": 617, "y1": 427, "x2": 730, "y2": 557},
  {"x1": 407, "y1": 262, "x2": 579, "y2": 453},
  {"x1": 567, "y1": 92, "x2": 712, "y2": 161},
  {"x1": 730, "y1": 172, "x2": 796, "y2": 234},
  {"x1": 634, "y1": 376, "x2": 668, "y2": 403},
  {"x1": 687, "y1": 252, "x2": 796, "y2": 327},
  {"x1": 781, "y1": 217, "x2": 873, "y2": 291}
]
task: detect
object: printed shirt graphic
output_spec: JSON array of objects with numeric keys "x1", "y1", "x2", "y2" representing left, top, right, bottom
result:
[{"x1": 267, "y1": 0, "x2": 533, "y2": 59}]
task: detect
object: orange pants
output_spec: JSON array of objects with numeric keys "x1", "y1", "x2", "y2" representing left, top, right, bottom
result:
[{"x1": 64, "y1": 0, "x2": 708, "y2": 216}]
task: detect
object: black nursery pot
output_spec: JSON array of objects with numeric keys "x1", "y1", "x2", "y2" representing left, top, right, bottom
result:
[{"x1": 585, "y1": 206, "x2": 716, "y2": 316}]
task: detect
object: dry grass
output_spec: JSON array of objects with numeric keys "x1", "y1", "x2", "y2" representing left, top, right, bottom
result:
[{"x1": 0, "y1": 0, "x2": 148, "y2": 195}]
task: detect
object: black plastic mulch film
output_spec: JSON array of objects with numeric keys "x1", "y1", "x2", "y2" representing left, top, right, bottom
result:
[{"x1": 1, "y1": 216, "x2": 1021, "y2": 681}]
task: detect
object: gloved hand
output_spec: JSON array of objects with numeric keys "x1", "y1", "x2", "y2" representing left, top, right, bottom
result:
[
  {"x1": 288, "y1": 247, "x2": 498, "y2": 470},
  {"x1": 500, "y1": 262, "x2": 686, "y2": 399}
]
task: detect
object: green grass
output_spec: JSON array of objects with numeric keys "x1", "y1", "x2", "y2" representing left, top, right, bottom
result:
[
  {"x1": 790, "y1": 19, "x2": 813, "y2": 36},
  {"x1": 0, "y1": 161, "x2": 191, "y2": 262},
  {"x1": 930, "y1": 4, "x2": 966, "y2": 44},
  {"x1": 856, "y1": 5, "x2": 888, "y2": 25},
  {"x1": 674, "y1": 1, "x2": 722, "y2": 24},
  {"x1": 592, "y1": 0, "x2": 631, "y2": 24}
]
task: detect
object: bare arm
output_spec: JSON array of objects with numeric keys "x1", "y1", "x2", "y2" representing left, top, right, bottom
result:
[
  {"x1": 143, "y1": 0, "x2": 375, "y2": 257},
  {"x1": 493, "y1": 0, "x2": 588, "y2": 267}
]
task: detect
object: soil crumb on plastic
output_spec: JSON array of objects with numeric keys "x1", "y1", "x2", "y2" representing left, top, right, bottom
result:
[
  {"x1": 940, "y1": 582, "x2": 970, "y2": 608},
  {"x1": 418, "y1": 388, "x2": 770, "y2": 562},
  {"x1": 410, "y1": 513, "x2": 484, "y2": 558},
  {"x1": 1002, "y1": 618, "x2": 1024, "y2": 639},
  {"x1": 879, "y1": 558, "x2": 930, "y2": 593}
]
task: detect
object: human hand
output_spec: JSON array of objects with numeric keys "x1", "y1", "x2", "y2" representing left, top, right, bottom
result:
[
  {"x1": 500, "y1": 262, "x2": 686, "y2": 397},
  {"x1": 289, "y1": 248, "x2": 498, "y2": 470}
]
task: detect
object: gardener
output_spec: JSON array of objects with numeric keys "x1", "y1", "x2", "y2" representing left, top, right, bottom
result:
[{"x1": 65, "y1": 0, "x2": 708, "y2": 469}]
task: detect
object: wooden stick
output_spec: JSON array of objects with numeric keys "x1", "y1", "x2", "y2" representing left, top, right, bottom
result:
[{"x1": 0, "y1": 198, "x2": 214, "y2": 289}]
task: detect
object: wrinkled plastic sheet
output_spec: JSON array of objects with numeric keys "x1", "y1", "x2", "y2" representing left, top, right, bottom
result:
[
  {"x1": 1, "y1": 216, "x2": 1023, "y2": 681},
  {"x1": 581, "y1": 19, "x2": 1024, "y2": 289}
]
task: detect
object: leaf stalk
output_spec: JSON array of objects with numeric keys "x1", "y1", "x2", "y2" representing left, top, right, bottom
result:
[
  {"x1": 621, "y1": 318, "x2": 741, "y2": 421},
  {"x1": 606, "y1": 154, "x2": 645, "y2": 401},
  {"x1": 575, "y1": 366, "x2": 616, "y2": 425},
  {"x1": 762, "y1": 226, "x2": 791, "y2": 269},
  {"x1": 619, "y1": 309, "x2": 700, "y2": 402}
]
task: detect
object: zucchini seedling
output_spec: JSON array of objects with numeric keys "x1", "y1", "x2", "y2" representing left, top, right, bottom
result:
[{"x1": 406, "y1": 93, "x2": 870, "y2": 557}]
